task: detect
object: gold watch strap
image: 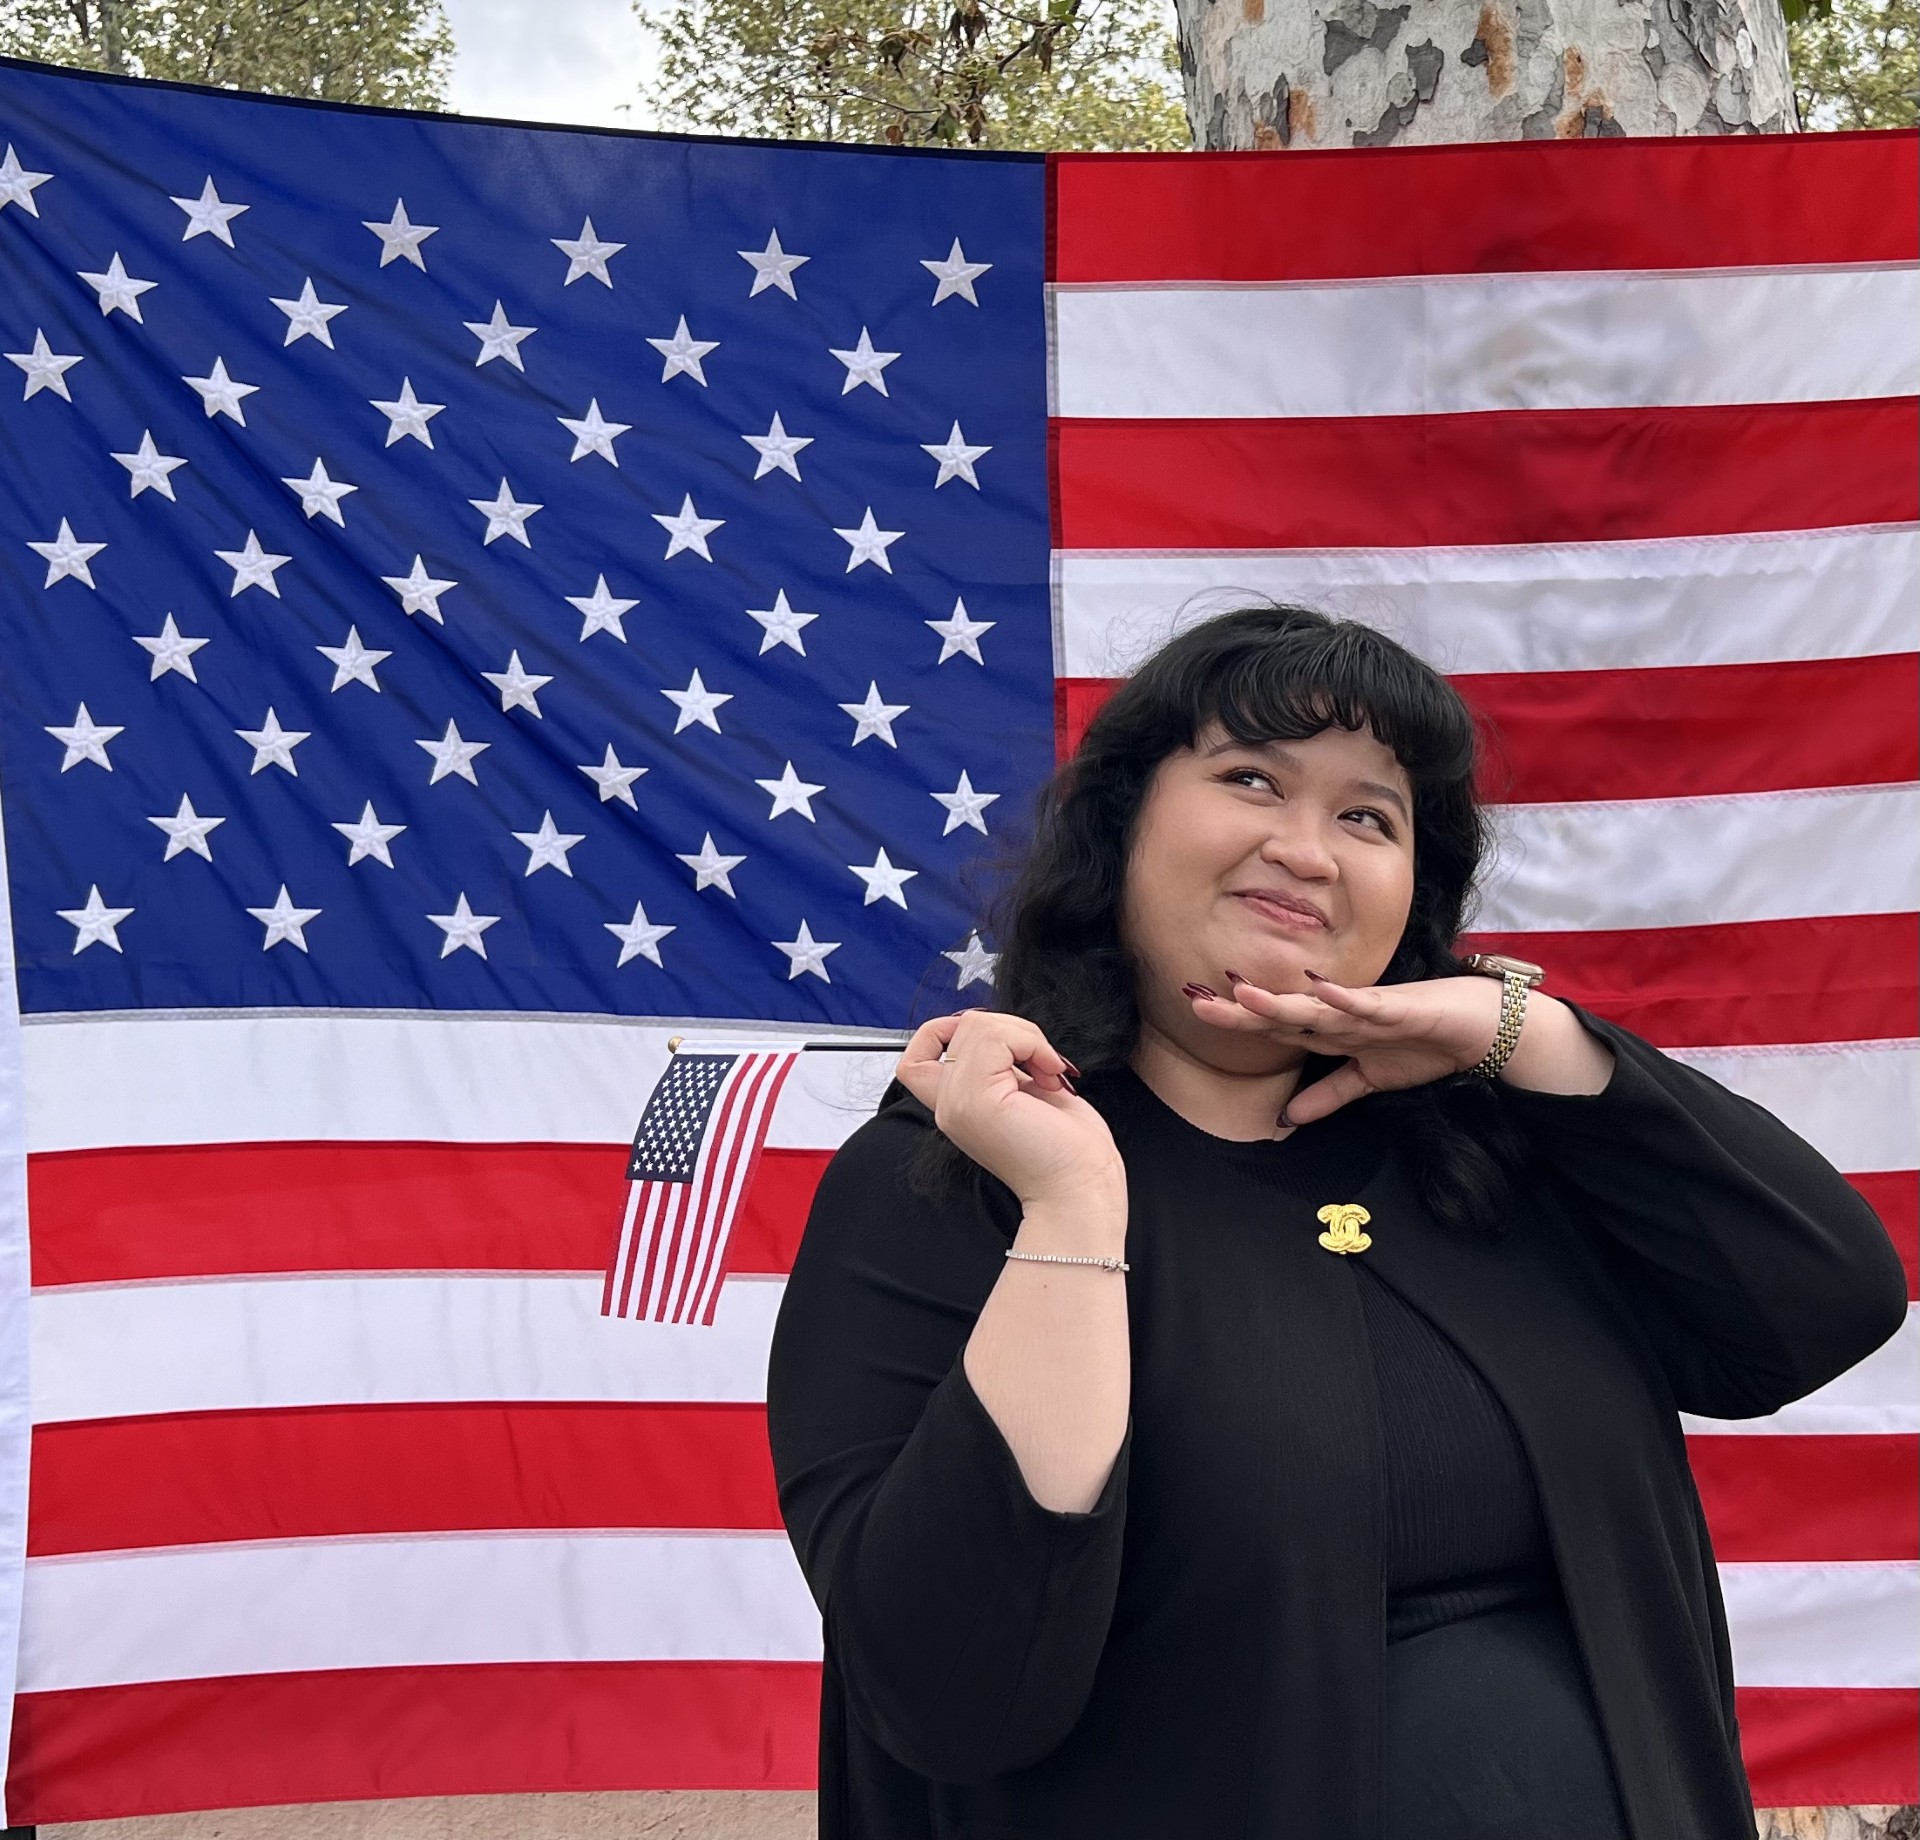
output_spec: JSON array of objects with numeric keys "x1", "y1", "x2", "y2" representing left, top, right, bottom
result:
[{"x1": 1468, "y1": 970, "x2": 1531, "y2": 1079}]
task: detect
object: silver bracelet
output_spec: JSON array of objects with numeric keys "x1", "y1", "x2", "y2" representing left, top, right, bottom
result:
[{"x1": 1005, "y1": 1248, "x2": 1130, "y2": 1272}]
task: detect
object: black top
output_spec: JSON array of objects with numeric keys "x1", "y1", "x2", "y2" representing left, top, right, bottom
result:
[{"x1": 766, "y1": 1004, "x2": 1908, "y2": 1840}]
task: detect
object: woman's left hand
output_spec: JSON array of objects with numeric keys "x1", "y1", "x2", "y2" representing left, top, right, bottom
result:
[{"x1": 1194, "y1": 973, "x2": 1507, "y2": 1124}]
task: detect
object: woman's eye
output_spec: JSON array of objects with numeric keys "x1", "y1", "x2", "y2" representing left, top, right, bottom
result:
[
  {"x1": 1223, "y1": 768, "x2": 1276, "y2": 792},
  {"x1": 1344, "y1": 807, "x2": 1395, "y2": 836}
]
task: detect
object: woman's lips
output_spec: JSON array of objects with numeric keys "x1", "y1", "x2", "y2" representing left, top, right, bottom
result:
[{"x1": 1235, "y1": 891, "x2": 1329, "y2": 931}]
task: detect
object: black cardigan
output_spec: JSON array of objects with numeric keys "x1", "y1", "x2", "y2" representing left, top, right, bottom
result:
[{"x1": 765, "y1": 1005, "x2": 1908, "y2": 1840}]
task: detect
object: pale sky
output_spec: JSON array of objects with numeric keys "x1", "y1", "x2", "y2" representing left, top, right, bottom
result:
[{"x1": 441, "y1": 0, "x2": 661, "y2": 130}]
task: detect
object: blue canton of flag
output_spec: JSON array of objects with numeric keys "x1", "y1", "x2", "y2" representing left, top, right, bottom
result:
[{"x1": 0, "y1": 67, "x2": 1052, "y2": 1026}]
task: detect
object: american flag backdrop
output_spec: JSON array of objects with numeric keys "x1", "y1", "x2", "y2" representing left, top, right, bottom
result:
[{"x1": 0, "y1": 52, "x2": 1913, "y2": 1823}]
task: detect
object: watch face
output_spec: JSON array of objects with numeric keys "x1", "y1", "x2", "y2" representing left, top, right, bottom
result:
[{"x1": 1470, "y1": 953, "x2": 1547, "y2": 986}]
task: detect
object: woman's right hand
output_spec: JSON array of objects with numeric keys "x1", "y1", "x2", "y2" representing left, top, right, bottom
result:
[{"x1": 894, "y1": 1009, "x2": 1126, "y2": 1214}]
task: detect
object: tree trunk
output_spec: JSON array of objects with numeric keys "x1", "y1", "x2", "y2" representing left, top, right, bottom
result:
[{"x1": 1173, "y1": 0, "x2": 1798, "y2": 147}]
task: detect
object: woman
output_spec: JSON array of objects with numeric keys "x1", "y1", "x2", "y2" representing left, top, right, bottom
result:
[{"x1": 765, "y1": 606, "x2": 1906, "y2": 1840}]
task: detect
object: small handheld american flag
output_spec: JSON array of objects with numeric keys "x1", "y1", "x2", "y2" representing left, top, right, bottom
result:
[{"x1": 604, "y1": 1040, "x2": 807, "y2": 1325}]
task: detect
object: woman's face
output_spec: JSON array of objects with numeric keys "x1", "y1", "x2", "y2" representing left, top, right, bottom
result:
[{"x1": 1121, "y1": 718, "x2": 1418, "y2": 1040}]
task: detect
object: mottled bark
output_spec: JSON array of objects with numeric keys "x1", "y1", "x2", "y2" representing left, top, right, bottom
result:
[{"x1": 1175, "y1": 0, "x2": 1799, "y2": 147}]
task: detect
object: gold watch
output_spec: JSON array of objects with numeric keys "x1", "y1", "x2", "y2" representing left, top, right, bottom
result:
[{"x1": 1461, "y1": 954, "x2": 1545, "y2": 1079}]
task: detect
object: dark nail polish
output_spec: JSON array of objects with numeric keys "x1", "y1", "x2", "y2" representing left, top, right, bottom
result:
[
  {"x1": 1057, "y1": 1074, "x2": 1078, "y2": 1096},
  {"x1": 1061, "y1": 1058, "x2": 1083, "y2": 1078},
  {"x1": 1181, "y1": 982, "x2": 1218, "y2": 1001},
  {"x1": 1224, "y1": 969, "x2": 1249, "y2": 987},
  {"x1": 1303, "y1": 968, "x2": 1330, "y2": 983}
]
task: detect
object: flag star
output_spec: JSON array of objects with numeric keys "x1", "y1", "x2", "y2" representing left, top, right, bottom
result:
[
  {"x1": 742, "y1": 411, "x2": 813, "y2": 482},
  {"x1": 57, "y1": 886, "x2": 133, "y2": 954},
  {"x1": 647, "y1": 314, "x2": 718, "y2": 385},
  {"x1": 606, "y1": 900, "x2": 676, "y2": 968},
  {"x1": 113, "y1": 431, "x2": 188, "y2": 500},
  {"x1": 922, "y1": 421, "x2": 992, "y2": 489},
  {"x1": 0, "y1": 146, "x2": 52, "y2": 216},
  {"x1": 417, "y1": 720, "x2": 490, "y2": 785},
  {"x1": 738, "y1": 228, "x2": 810, "y2": 299},
  {"x1": 558, "y1": 398, "x2": 629, "y2": 465},
  {"x1": 426, "y1": 893, "x2": 500, "y2": 959},
  {"x1": 840, "y1": 681, "x2": 909, "y2": 747},
  {"x1": 7, "y1": 330, "x2": 82, "y2": 401},
  {"x1": 567, "y1": 576, "x2": 638, "y2": 642},
  {"x1": 677, "y1": 832, "x2": 746, "y2": 897},
  {"x1": 370, "y1": 377, "x2": 444, "y2": 446},
  {"x1": 148, "y1": 794, "x2": 226, "y2": 862},
  {"x1": 332, "y1": 801, "x2": 407, "y2": 867},
  {"x1": 755, "y1": 759, "x2": 825, "y2": 822},
  {"x1": 829, "y1": 327, "x2": 900, "y2": 395},
  {"x1": 172, "y1": 177, "x2": 248, "y2": 245},
  {"x1": 927, "y1": 595, "x2": 995, "y2": 664},
  {"x1": 578, "y1": 744, "x2": 649, "y2": 806},
  {"x1": 215, "y1": 529, "x2": 292, "y2": 598},
  {"x1": 745, "y1": 588, "x2": 816, "y2": 656},
  {"x1": 470, "y1": 478, "x2": 543, "y2": 547},
  {"x1": 364, "y1": 199, "x2": 438, "y2": 269},
  {"x1": 848, "y1": 847, "x2": 919, "y2": 909},
  {"x1": 235, "y1": 708, "x2": 310, "y2": 775},
  {"x1": 511, "y1": 810, "x2": 586, "y2": 876},
  {"x1": 317, "y1": 625, "x2": 391, "y2": 692},
  {"x1": 79, "y1": 253, "x2": 157, "y2": 321},
  {"x1": 772, "y1": 919, "x2": 840, "y2": 982},
  {"x1": 652, "y1": 494, "x2": 724, "y2": 561},
  {"x1": 553, "y1": 216, "x2": 624, "y2": 286},
  {"x1": 183, "y1": 356, "x2": 259, "y2": 423},
  {"x1": 933, "y1": 768, "x2": 1001, "y2": 835},
  {"x1": 661, "y1": 667, "x2": 732, "y2": 734},
  {"x1": 834, "y1": 507, "x2": 904, "y2": 573},
  {"x1": 383, "y1": 555, "x2": 458, "y2": 621},
  {"x1": 28, "y1": 518, "x2": 105, "y2": 588},
  {"x1": 944, "y1": 928, "x2": 999, "y2": 988},
  {"x1": 283, "y1": 458, "x2": 358, "y2": 525},
  {"x1": 247, "y1": 885, "x2": 322, "y2": 951},
  {"x1": 270, "y1": 278, "x2": 348, "y2": 347},
  {"x1": 922, "y1": 238, "x2": 991, "y2": 306},
  {"x1": 465, "y1": 300, "x2": 536, "y2": 370},
  {"x1": 481, "y1": 649, "x2": 552, "y2": 716},
  {"x1": 45, "y1": 703, "x2": 122, "y2": 771},
  {"x1": 133, "y1": 613, "x2": 210, "y2": 682}
]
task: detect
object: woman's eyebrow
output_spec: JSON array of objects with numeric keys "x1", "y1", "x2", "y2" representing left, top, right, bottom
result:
[{"x1": 1201, "y1": 739, "x2": 1412, "y2": 820}]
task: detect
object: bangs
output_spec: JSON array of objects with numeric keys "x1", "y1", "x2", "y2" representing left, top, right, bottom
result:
[{"x1": 1180, "y1": 617, "x2": 1477, "y2": 790}]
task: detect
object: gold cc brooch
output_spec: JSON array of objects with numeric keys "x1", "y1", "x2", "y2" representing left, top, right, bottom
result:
[{"x1": 1316, "y1": 1202, "x2": 1373, "y2": 1255}]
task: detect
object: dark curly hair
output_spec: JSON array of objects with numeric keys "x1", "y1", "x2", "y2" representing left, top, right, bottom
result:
[{"x1": 906, "y1": 602, "x2": 1531, "y2": 1240}]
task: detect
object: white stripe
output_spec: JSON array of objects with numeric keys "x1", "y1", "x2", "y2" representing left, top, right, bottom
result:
[
  {"x1": 1666, "y1": 1040, "x2": 1920, "y2": 1174},
  {"x1": 1683, "y1": 1305, "x2": 1919, "y2": 1437},
  {"x1": 1052, "y1": 527, "x2": 1920, "y2": 678},
  {"x1": 1051, "y1": 267, "x2": 1920, "y2": 419},
  {"x1": 21, "y1": 1012, "x2": 899, "y2": 1153},
  {"x1": 18, "y1": 1530, "x2": 822, "y2": 1692},
  {"x1": 30, "y1": 1273, "x2": 784, "y2": 1424},
  {"x1": 1476, "y1": 783, "x2": 1920, "y2": 934},
  {"x1": 17, "y1": 1532, "x2": 1901, "y2": 1693},
  {"x1": 1718, "y1": 1560, "x2": 1920, "y2": 1689}
]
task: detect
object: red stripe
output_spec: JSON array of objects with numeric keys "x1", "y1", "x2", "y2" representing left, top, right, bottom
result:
[
  {"x1": 1846, "y1": 1171, "x2": 1920, "y2": 1299},
  {"x1": 27, "y1": 1141, "x2": 829, "y2": 1287},
  {"x1": 5, "y1": 1671, "x2": 1908, "y2": 1819},
  {"x1": 1060, "y1": 657, "x2": 1920, "y2": 804},
  {"x1": 27, "y1": 1402, "x2": 780, "y2": 1555},
  {"x1": 1687, "y1": 1435, "x2": 1919, "y2": 1562},
  {"x1": 6, "y1": 1660, "x2": 821, "y2": 1821},
  {"x1": 1460, "y1": 656, "x2": 1920, "y2": 803},
  {"x1": 1461, "y1": 914, "x2": 1919, "y2": 1051},
  {"x1": 1050, "y1": 134, "x2": 1920, "y2": 283},
  {"x1": 1052, "y1": 400, "x2": 1920, "y2": 550},
  {"x1": 1736, "y1": 1686, "x2": 1920, "y2": 1807}
]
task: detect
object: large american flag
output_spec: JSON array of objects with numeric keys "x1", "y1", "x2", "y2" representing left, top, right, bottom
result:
[{"x1": 0, "y1": 54, "x2": 1912, "y2": 1823}]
